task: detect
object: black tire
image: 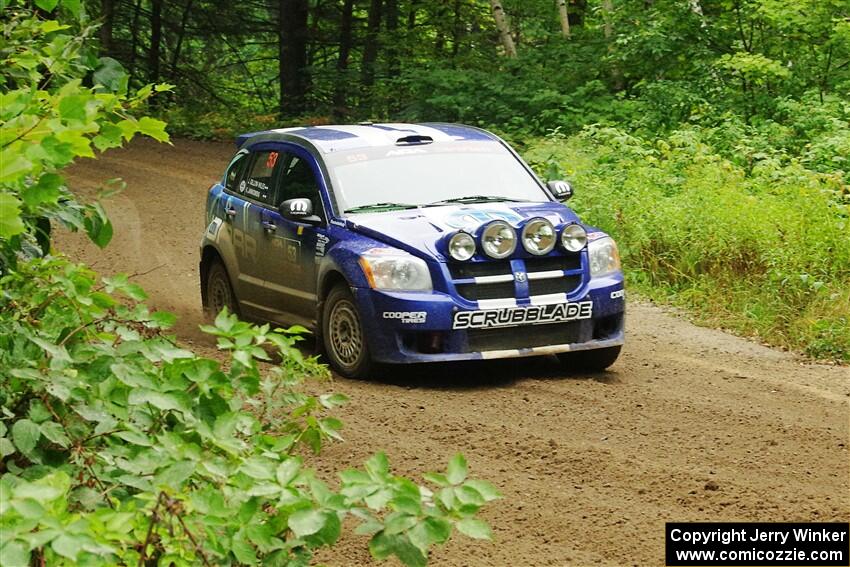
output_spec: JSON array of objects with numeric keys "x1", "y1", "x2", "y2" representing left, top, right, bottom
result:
[
  {"x1": 322, "y1": 284, "x2": 373, "y2": 378},
  {"x1": 204, "y1": 259, "x2": 239, "y2": 319},
  {"x1": 557, "y1": 345, "x2": 621, "y2": 373}
]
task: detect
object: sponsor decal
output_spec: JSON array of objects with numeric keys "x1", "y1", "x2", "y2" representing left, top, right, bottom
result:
[
  {"x1": 610, "y1": 289, "x2": 625, "y2": 299},
  {"x1": 444, "y1": 208, "x2": 524, "y2": 230},
  {"x1": 206, "y1": 217, "x2": 223, "y2": 240},
  {"x1": 315, "y1": 233, "x2": 330, "y2": 258},
  {"x1": 383, "y1": 311, "x2": 427, "y2": 324},
  {"x1": 290, "y1": 200, "x2": 309, "y2": 215},
  {"x1": 238, "y1": 180, "x2": 247, "y2": 194},
  {"x1": 453, "y1": 301, "x2": 592, "y2": 330}
]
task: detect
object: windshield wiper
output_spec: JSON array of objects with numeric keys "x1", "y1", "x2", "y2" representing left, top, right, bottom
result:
[
  {"x1": 424, "y1": 195, "x2": 531, "y2": 207},
  {"x1": 344, "y1": 202, "x2": 419, "y2": 213}
]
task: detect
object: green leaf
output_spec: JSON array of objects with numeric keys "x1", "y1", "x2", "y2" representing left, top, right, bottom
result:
[
  {"x1": 39, "y1": 421, "x2": 70, "y2": 448},
  {"x1": 0, "y1": 438, "x2": 15, "y2": 458},
  {"x1": 276, "y1": 458, "x2": 301, "y2": 486},
  {"x1": 58, "y1": 94, "x2": 89, "y2": 123},
  {"x1": 138, "y1": 117, "x2": 169, "y2": 142},
  {"x1": 84, "y1": 213, "x2": 113, "y2": 248},
  {"x1": 128, "y1": 389, "x2": 190, "y2": 412},
  {"x1": 113, "y1": 430, "x2": 153, "y2": 447},
  {"x1": 93, "y1": 57, "x2": 127, "y2": 93},
  {"x1": 21, "y1": 173, "x2": 63, "y2": 208},
  {"x1": 12, "y1": 419, "x2": 40, "y2": 454},
  {"x1": 230, "y1": 537, "x2": 257, "y2": 565},
  {"x1": 155, "y1": 460, "x2": 196, "y2": 487},
  {"x1": 446, "y1": 453, "x2": 468, "y2": 484},
  {"x1": 369, "y1": 532, "x2": 427, "y2": 567},
  {"x1": 51, "y1": 534, "x2": 83, "y2": 560},
  {"x1": 0, "y1": 193, "x2": 26, "y2": 238},
  {"x1": 365, "y1": 452, "x2": 389, "y2": 480},
  {"x1": 456, "y1": 518, "x2": 492, "y2": 540},
  {"x1": 34, "y1": 0, "x2": 59, "y2": 11},
  {"x1": 0, "y1": 541, "x2": 29, "y2": 567},
  {"x1": 12, "y1": 498, "x2": 45, "y2": 519},
  {"x1": 464, "y1": 479, "x2": 502, "y2": 501},
  {"x1": 149, "y1": 311, "x2": 176, "y2": 328},
  {"x1": 288, "y1": 508, "x2": 326, "y2": 537}
]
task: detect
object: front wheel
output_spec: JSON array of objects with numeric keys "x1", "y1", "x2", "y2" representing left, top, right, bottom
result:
[
  {"x1": 557, "y1": 345, "x2": 621, "y2": 373},
  {"x1": 322, "y1": 284, "x2": 373, "y2": 378}
]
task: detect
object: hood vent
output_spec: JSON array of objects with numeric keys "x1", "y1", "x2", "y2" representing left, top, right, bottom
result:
[{"x1": 395, "y1": 134, "x2": 433, "y2": 146}]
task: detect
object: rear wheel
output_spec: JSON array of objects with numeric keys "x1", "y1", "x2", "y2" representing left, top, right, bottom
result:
[
  {"x1": 205, "y1": 259, "x2": 239, "y2": 319},
  {"x1": 322, "y1": 284, "x2": 373, "y2": 379},
  {"x1": 557, "y1": 345, "x2": 621, "y2": 373}
]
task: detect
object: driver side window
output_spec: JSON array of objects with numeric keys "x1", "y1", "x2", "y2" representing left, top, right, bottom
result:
[{"x1": 276, "y1": 154, "x2": 324, "y2": 220}]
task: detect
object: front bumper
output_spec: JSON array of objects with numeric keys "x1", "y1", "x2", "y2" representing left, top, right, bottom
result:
[{"x1": 352, "y1": 274, "x2": 625, "y2": 364}]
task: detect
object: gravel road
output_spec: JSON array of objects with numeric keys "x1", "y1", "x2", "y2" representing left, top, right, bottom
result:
[{"x1": 61, "y1": 138, "x2": 850, "y2": 566}]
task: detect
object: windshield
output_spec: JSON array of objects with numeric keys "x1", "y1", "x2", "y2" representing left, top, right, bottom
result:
[{"x1": 325, "y1": 142, "x2": 549, "y2": 213}]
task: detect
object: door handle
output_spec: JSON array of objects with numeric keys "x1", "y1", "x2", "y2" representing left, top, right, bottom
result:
[
  {"x1": 261, "y1": 221, "x2": 277, "y2": 233},
  {"x1": 224, "y1": 207, "x2": 237, "y2": 218}
]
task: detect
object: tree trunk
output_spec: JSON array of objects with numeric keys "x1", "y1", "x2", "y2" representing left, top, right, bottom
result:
[
  {"x1": 99, "y1": 0, "x2": 114, "y2": 56},
  {"x1": 451, "y1": 0, "x2": 462, "y2": 60},
  {"x1": 128, "y1": 0, "x2": 142, "y2": 83},
  {"x1": 386, "y1": 0, "x2": 400, "y2": 77},
  {"x1": 601, "y1": 0, "x2": 623, "y2": 90},
  {"x1": 279, "y1": 0, "x2": 310, "y2": 117},
  {"x1": 361, "y1": 0, "x2": 383, "y2": 89},
  {"x1": 170, "y1": 0, "x2": 195, "y2": 79},
  {"x1": 148, "y1": 0, "x2": 162, "y2": 83},
  {"x1": 489, "y1": 0, "x2": 516, "y2": 58},
  {"x1": 332, "y1": 0, "x2": 354, "y2": 117},
  {"x1": 557, "y1": 0, "x2": 571, "y2": 38}
]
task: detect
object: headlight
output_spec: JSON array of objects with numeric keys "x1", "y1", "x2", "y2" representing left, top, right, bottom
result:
[
  {"x1": 359, "y1": 249, "x2": 433, "y2": 292},
  {"x1": 480, "y1": 221, "x2": 517, "y2": 259},
  {"x1": 588, "y1": 236, "x2": 621, "y2": 277},
  {"x1": 521, "y1": 218, "x2": 556, "y2": 255},
  {"x1": 447, "y1": 231, "x2": 476, "y2": 261},
  {"x1": 560, "y1": 224, "x2": 587, "y2": 252}
]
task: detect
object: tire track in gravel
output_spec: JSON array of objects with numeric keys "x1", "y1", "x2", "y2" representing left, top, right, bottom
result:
[{"x1": 60, "y1": 138, "x2": 849, "y2": 566}]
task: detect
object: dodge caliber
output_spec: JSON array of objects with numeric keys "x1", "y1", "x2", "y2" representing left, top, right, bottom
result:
[{"x1": 200, "y1": 123, "x2": 625, "y2": 378}]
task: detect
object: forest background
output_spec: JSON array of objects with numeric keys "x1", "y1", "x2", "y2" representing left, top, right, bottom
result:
[{"x1": 98, "y1": 0, "x2": 849, "y2": 359}]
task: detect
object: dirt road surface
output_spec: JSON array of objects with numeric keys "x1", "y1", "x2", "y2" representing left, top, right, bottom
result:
[{"x1": 61, "y1": 139, "x2": 849, "y2": 566}]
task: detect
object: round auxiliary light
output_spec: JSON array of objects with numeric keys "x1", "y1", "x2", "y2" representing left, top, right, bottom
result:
[
  {"x1": 447, "y1": 231, "x2": 476, "y2": 261},
  {"x1": 561, "y1": 223, "x2": 588, "y2": 252},
  {"x1": 521, "y1": 218, "x2": 556, "y2": 256},
  {"x1": 480, "y1": 221, "x2": 517, "y2": 259}
]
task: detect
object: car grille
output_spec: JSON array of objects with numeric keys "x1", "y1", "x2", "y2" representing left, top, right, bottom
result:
[
  {"x1": 448, "y1": 253, "x2": 584, "y2": 302},
  {"x1": 466, "y1": 320, "x2": 589, "y2": 351}
]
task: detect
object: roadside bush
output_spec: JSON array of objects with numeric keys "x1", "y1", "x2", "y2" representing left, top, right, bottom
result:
[
  {"x1": 526, "y1": 126, "x2": 850, "y2": 361},
  {"x1": 0, "y1": 4, "x2": 498, "y2": 565}
]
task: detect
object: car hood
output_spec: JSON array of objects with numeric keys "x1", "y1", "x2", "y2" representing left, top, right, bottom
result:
[{"x1": 345, "y1": 202, "x2": 582, "y2": 260}]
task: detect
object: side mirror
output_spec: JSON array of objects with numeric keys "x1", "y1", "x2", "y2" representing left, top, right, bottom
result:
[
  {"x1": 547, "y1": 180, "x2": 573, "y2": 202},
  {"x1": 280, "y1": 198, "x2": 321, "y2": 224}
]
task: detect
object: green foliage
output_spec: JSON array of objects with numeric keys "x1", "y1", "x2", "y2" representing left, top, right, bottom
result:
[
  {"x1": 0, "y1": 6, "x2": 170, "y2": 266},
  {"x1": 0, "y1": 5, "x2": 498, "y2": 565},
  {"x1": 526, "y1": 127, "x2": 850, "y2": 361}
]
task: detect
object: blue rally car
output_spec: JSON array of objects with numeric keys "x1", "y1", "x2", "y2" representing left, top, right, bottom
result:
[{"x1": 200, "y1": 123, "x2": 625, "y2": 378}]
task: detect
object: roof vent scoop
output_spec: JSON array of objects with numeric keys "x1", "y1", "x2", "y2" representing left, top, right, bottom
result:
[{"x1": 395, "y1": 134, "x2": 433, "y2": 146}]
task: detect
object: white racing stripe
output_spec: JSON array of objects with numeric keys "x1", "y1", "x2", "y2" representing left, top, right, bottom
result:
[
  {"x1": 476, "y1": 298, "x2": 517, "y2": 309},
  {"x1": 529, "y1": 293, "x2": 568, "y2": 306}
]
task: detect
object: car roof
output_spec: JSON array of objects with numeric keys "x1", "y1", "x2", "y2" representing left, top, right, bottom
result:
[{"x1": 235, "y1": 122, "x2": 500, "y2": 154}]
